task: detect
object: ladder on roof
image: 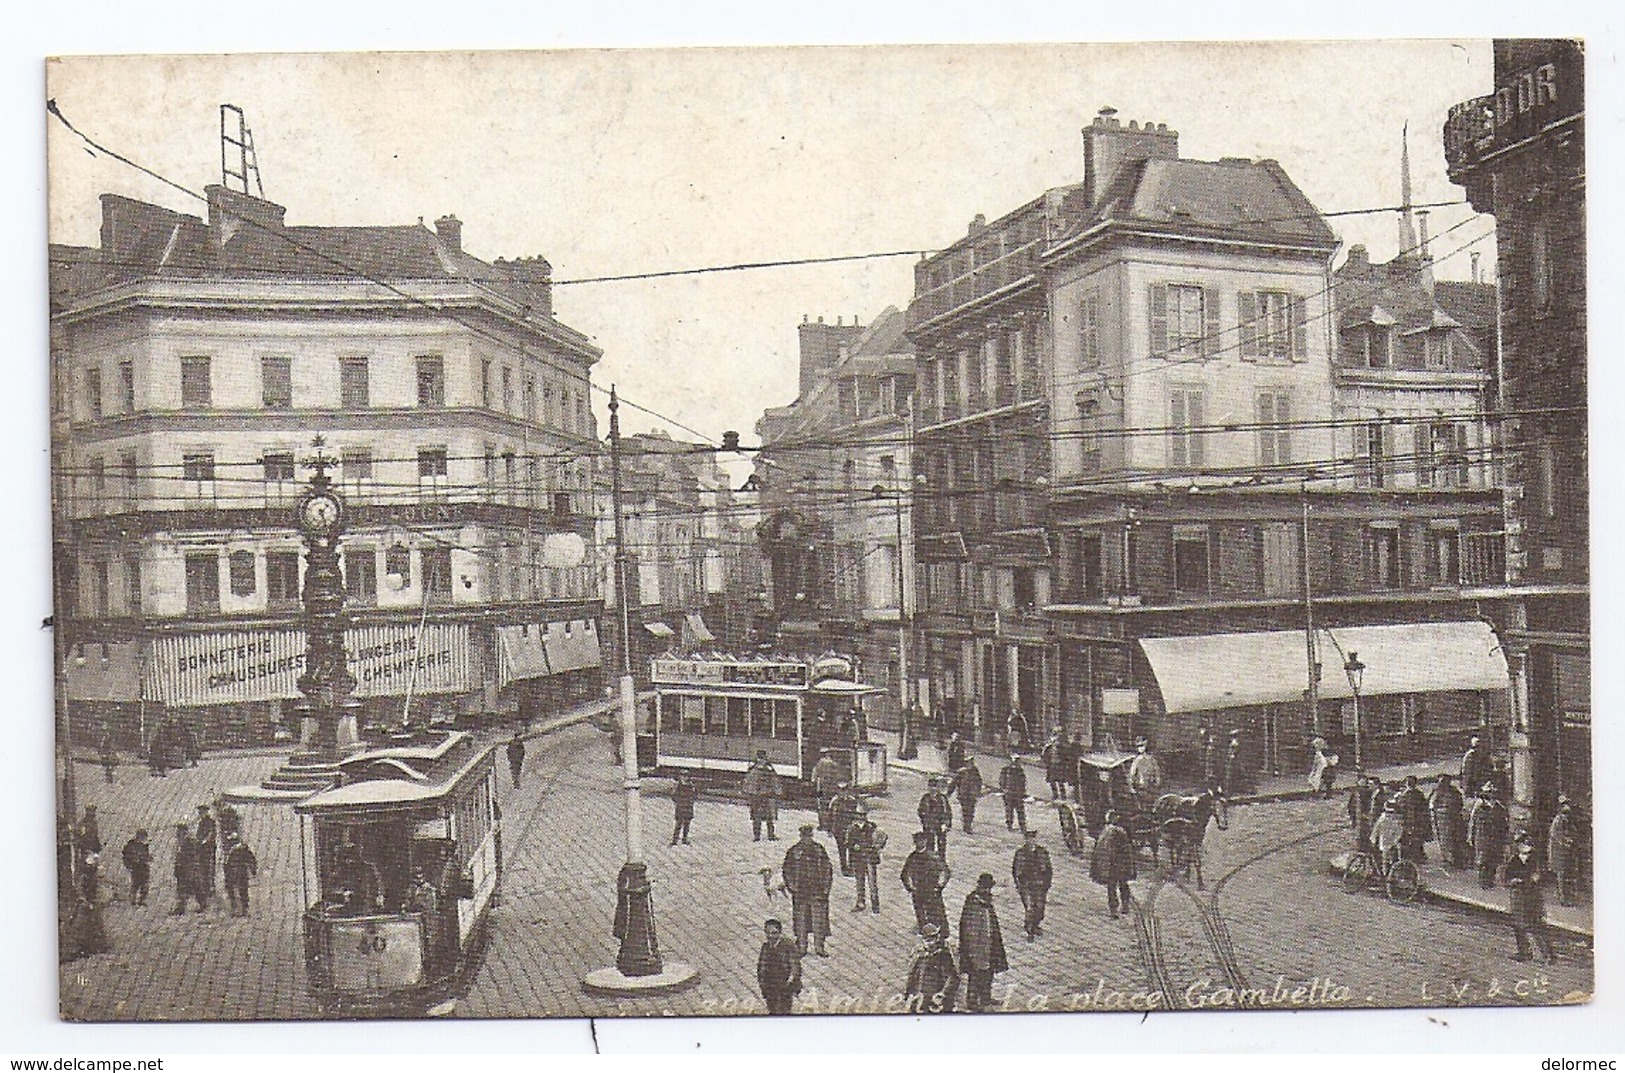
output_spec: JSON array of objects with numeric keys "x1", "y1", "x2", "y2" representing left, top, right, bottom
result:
[{"x1": 219, "y1": 104, "x2": 265, "y2": 198}]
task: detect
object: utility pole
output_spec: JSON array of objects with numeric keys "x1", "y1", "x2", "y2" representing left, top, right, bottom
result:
[
  {"x1": 1302, "y1": 487, "x2": 1321, "y2": 739},
  {"x1": 585, "y1": 386, "x2": 697, "y2": 996}
]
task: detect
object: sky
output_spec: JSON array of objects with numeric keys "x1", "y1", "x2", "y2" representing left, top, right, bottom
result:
[{"x1": 45, "y1": 41, "x2": 1498, "y2": 449}]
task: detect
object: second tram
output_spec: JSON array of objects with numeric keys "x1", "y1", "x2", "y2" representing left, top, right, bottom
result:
[{"x1": 649, "y1": 653, "x2": 888, "y2": 791}]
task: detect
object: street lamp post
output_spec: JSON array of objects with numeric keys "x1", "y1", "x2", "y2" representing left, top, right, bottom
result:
[
  {"x1": 584, "y1": 386, "x2": 697, "y2": 996},
  {"x1": 1344, "y1": 651, "x2": 1366, "y2": 772}
]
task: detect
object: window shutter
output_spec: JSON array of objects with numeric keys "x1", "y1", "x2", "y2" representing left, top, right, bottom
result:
[
  {"x1": 1238, "y1": 291, "x2": 1259, "y2": 359},
  {"x1": 1149, "y1": 283, "x2": 1169, "y2": 357},
  {"x1": 1291, "y1": 295, "x2": 1309, "y2": 361},
  {"x1": 1170, "y1": 390, "x2": 1187, "y2": 467},
  {"x1": 1256, "y1": 393, "x2": 1275, "y2": 465},
  {"x1": 1202, "y1": 286, "x2": 1222, "y2": 358},
  {"x1": 1414, "y1": 422, "x2": 1433, "y2": 486},
  {"x1": 1275, "y1": 395, "x2": 1291, "y2": 465},
  {"x1": 1188, "y1": 391, "x2": 1205, "y2": 467}
]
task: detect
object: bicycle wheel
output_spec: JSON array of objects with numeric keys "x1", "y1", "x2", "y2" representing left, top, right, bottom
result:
[
  {"x1": 1386, "y1": 859, "x2": 1421, "y2": 903},
  {"x1": 1343, "y1": 851, "x2": 1377, "y2": 894}
]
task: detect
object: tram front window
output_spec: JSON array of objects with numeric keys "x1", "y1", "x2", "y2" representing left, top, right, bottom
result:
[
  {"x1": 773, "y1": 699, "x2": 798, "y2": 740},
  {"x1": 320, "y1": 820, "x2": 411, "y2": 916}
]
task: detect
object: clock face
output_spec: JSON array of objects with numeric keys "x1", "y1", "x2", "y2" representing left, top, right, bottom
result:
[{"x1": 302, "y1": 494, "x2": 341, "y2": 532}]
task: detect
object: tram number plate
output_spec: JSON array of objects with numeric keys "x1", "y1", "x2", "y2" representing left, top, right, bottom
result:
[{"x1": 330, "y1": 918, "x2": 423, "y2": 991}]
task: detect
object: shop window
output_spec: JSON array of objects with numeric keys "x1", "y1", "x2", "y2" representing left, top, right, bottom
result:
[
  {"x1": 1173, "y1": 526, "x2": 1211, "y2": 595},
  {"x1": 422, "y1": 548, "x2": 453, "y2": 596},
  {"x1": 228, "y1": 550, "x2": 257, "y2": 596},
  {"x1": 660, "y1": 694, "x2": 682, "y2": 732},
  {"x1": 1366, "y1": 524, "x2": 1400, "y2": 588},
  {"x1": 266, "y1": 551, "x2": 301, "y2": 606},
  {"x1": 184, "y1": 552, "x2": 220, "y2": 613},
  {"x1": 344, "y1": 548, "x2": 376, "y2": 603}
]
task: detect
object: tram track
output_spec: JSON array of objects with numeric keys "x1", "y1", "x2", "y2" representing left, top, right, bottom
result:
[{"x1": 1133, "y1": 821, "x2": 1348, "y2": 1008}]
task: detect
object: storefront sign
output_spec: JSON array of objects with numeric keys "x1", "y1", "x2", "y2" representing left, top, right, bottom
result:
[
  {"x1": 149, "y1": 624, "x2": 471, "y2": 707},
  {"x1": 651, "y1": 658, "x2": 809, "y2": 688}
]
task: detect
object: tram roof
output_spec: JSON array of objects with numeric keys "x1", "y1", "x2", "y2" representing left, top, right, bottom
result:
[{"x1": 296, "y1": 734, "x2": 493, "y2": 815}]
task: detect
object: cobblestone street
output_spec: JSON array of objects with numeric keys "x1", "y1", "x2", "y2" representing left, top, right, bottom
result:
[{"x1": 59, "y1": 727, "x2": 1592, "y2": 1022}]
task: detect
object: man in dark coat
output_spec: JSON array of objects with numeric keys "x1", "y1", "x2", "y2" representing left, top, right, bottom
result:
[
  {"x1": 742, "y1": 751, "x2": 780, "y2": 842},
  {"x1": 222, "y1": 832, "x2": 259, "y2": 917},
  {"x1": 1547, "y1": 797, "x2": 1582, "y2": 906},
  {"x1": 901, "y1": 831, "x2": 950, "y2": 934},
  {"x1": 97, "y1": 726, "x2": 117, "y2": 784},
  {"x1": 146, "y1": 723, "x2": 169, "y2": 777},
  {"x1": 811, "y1": 749, "x2": 843, "y2": 832},
  {"x1": 829, "y1": 782, "x2": 862, "y2": 875},
  {"x1": 1012, "y1": 828, "x2": 1053, "y2": 940},
  {"x1": 121, "y1": 829, "x2": 151, "y2": 906},
  {"x1": 1395, "y1": 775, "x2": 1431, "y2": 863},
  {"x1": 1430, "y1": 774, "x2": 1468, "y2": 869},
  {"x1": 952, "y1": 758, "x2": 984, "y2": 834},
  {"x1": 1348, "y1": 777, "x2": 1376, "y2": 852},
  {"x1": 1222, "y1": 730, "x2": 1251, "y2": 796},
  {"x1": 917, "y1": 776, "x2": 952, "y2": 857},
  {"x1": 77, "y1": 806, "x2": 103, "y2": 857},
  {"x1": 178, "y1": 720, "x2": 200, "y2": 767},
  {"x1": 1461, "y1": 735, "x2": 1491, "y2": 796},
  {"x1": 756, "y1": 918, "x2": 802, "y2": 1015},
  {"x1": 1199, "y1": 728, "x2": 1222, "y2": 794},
  {"x1": 957, "y1": 873, "x2": 1008, "y2": 1011},
  {"x1": 70, "y1": 852, "x2": 110, "y2": 958},
  {"x1": 1041, "y1": 730, "x2": 1067, "y2": 801},
  {"x1": 670, "y1": 773, "x2": 696, "y2": 846},
  {"x1": 1090, "y1": 809, "x2": 1137, "y2": 919},
  {"x1": 194, "y1": 803, "x2": 218, "y2": 896},
  {"x1": 782, "y1": 825, "x2": 834, "y2": 956},
  {"x1": 905, "y1": 922, "x2": 960, "y2": 1014},
  {"x1": 172, "y1": 823, "x2": 206, "y2": 914},
  {"x1": 945, "y1": 733, "x2": 968, "y2": 776},
  {"x1": 1504, "y1": 835, "x2": 1557, "y2": 963},
  {"x1": 1468, "y1": 783, "x2": 1510, "y2": 890},
  {"x1": 506, "y1": 732, "x2": 526, "y2": 789},
  {"x1": 845, "y1": 804, "x2": 884, "y2": 913},
  {"x1": 999, "y1": 755, "x2": 1028, "y2": 832},
  {"x1": 1066, "y1": 731, "x2": 1086, "y2": 803}
]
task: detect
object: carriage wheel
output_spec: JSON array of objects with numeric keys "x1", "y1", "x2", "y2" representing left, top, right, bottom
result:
[
  {"x1": 1386, "y1": 859, "x2": 1421, "y2": 903},
  {"x1": 1343, "y1": 851, "x2": 1377, "y2": 894}
]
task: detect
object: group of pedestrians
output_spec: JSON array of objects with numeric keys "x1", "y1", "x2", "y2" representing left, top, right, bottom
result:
[
  {"x1": 1344, "y1": 734, "x2": 1588, "y2": 965},
  {"x1": 753, "y1": 741, "x2": 1159, "y2": 1015},
  {"x1": 144, "y1": 718, "x2": 201, "y2": 778}
]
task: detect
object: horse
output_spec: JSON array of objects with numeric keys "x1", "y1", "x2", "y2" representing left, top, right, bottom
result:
[{"x1": 1152, "y1": 791, "x2": 1227, "y2": 889}]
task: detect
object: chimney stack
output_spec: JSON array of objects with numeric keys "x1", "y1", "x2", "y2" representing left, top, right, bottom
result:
[
  {"x1": 1346, "y1": 244, "x2": 1370, "y2": 274},
  {"x1": 1471, "y1": 251, "x2": 1482, "y2": 285},
  {"x1": 434, "y1": 214, "x2": 463, "y2": 252},
  {"x1": 1081, "y1": 107, "x2": 1179, "y2": 209}
]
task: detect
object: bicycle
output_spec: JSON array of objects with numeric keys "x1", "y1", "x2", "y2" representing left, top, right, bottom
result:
[{"x1": 1342, "y1": 848, "x2": 1422, "y2": 903}]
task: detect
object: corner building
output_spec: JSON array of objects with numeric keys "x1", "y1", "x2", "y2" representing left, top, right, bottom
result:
[
  {"x1": 52, "y1": 186, "x2": 605, "y2": 750},
  {"x1": 910, "y1": 111, "x2": 1511, "y2": 778},
  {"x1": 1445, "y1": 40, "x2": 1588, "y2": 819}
]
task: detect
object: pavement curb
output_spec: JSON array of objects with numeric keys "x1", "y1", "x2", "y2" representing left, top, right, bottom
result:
[{"x1": 1325, "y1": 854, "x2": 1593, "y2": 941}]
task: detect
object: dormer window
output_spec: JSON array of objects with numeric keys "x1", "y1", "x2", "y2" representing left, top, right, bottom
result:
[
  {"x1": 1423, "y1": 331, "x2": 1453, "y2": 371},
  {"x1": 1365, "y1": 326, "x2": 1393, "y2": 368}
]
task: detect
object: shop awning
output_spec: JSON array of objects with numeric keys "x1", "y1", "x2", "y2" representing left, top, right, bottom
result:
[
  {"x1": 497, "y1": 625, "x2": 552, "y2": 687},
  {"x1": 1138, "y1": 621, "x2": 1509, "y2": 715},
  {"x1": 545, "y1": 620, "x2": 603, "y2": 673},
  {"x1": 684, "y1": 613, "x2": 716, "y2": 644},
  {"x1": 644, "y1": 621, "x2": 675, "y2": 639}
]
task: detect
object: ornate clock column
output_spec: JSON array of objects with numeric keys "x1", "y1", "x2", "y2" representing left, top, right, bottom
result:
[{"x1": 293, "y1": 441, "x2": 362, "y2": 761}]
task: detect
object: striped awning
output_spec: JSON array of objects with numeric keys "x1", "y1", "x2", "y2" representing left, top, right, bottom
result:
[
  {"x1": 545, "y1": 620, "x2": 602, "y2": 673},
  {"x1": 497, "y1": 625, "x2": 552, "y2": 687}
]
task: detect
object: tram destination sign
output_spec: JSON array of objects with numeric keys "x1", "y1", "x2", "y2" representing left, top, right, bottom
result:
[{"x1": 651, "y1": 658, "x2": 810, "y2": 688}]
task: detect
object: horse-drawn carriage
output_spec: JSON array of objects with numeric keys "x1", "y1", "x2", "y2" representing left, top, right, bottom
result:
[{"x1": 1054, "y1": 748, "x2": 1228, "y2": 887}]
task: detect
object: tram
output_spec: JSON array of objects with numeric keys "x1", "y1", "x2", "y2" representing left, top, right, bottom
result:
[
  {"x1": 295, "y1": 730, "x2": 501, "y2": 1015},
  {"x1": 649, "y1": 653, "x2": 889, "y2": 792}
]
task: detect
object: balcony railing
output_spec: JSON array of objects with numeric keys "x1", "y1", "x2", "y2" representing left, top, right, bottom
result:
[{"x1": 908, "y1": 239, "x2": 1043, "y2": 330}]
